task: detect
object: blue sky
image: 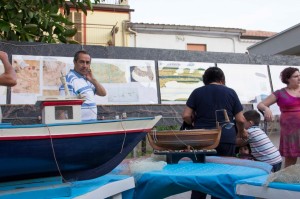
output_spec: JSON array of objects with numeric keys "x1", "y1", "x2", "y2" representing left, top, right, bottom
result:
[{"x1": 129, "y1": 0, "x2": 300, "y2": 32}]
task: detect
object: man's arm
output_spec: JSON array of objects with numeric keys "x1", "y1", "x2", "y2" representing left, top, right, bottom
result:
[
  {"x1": 85, "y1": 69, "x2": 106, "y2": 96},
  {"x1": 236, "y1": 136, "x2": 249, "y2": 147},
  {"x1": 182, "y1": 105, "x2": 194, "y2": 125},
  {"x1": 0, "y1": 51, "x2": 17, "y2": 87},
  {"x1": 90, "y1": 79, "x2": 106, "y2": 96},
  {"x1": 235, "y1": 111, "x2": 248, "y2": 139}
]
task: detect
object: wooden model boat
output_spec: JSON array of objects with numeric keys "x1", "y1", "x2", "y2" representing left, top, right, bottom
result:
[
  {"x1": 147, "y1": 128, "x2": 221, "y2": 151},
  {"x1": 147, "y1": 109, "x2": 231, "y2": 151}
]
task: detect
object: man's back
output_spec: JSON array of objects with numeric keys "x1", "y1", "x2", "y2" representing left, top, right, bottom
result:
[{"x1": 186, "y1": 84, "x2": 243, "y2": 144}]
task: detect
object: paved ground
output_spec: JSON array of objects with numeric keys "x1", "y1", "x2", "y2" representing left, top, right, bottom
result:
[
  {"x1": 165, "y1": 192, "x2": 191, "y2": 199},
  {"x1": 165, "y1": 130, "x2": 281, "y2": 199}
]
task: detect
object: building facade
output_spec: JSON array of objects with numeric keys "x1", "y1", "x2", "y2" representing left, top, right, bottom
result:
[
  {"x1": 64, "y1": 1, "x2": 276, "y2": 53},
  {"x1": 126, "y1": 23, "x2": 276, "y2": 53},
  {"x1": 66, "y1": 1, "x2": 133, "y2": 46}
]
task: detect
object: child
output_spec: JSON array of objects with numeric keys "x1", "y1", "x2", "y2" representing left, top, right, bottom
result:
[
  {"x1": 237, "y1": 110, "x2": 282, "y2": 172},
  {"x1": 236, "y1": 144, "x2": 254, "y2": 160}
]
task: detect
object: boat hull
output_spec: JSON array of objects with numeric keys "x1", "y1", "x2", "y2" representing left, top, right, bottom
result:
[
  {"x1": 147, "y1": 128, "x2": 221, "y2": 151},
  {"x1": 0, "y1": 116, "x2": 161, "y2": 182}
]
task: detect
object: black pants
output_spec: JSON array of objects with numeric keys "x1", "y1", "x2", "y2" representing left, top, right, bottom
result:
[
  {"x1": 190, "y1": 143, "x2": 236, "y2": 199},
  {"x1": 272, "y1": 162, "x2": 282, "y2": 172}
]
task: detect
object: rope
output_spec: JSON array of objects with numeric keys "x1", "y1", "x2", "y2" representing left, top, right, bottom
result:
[
  {"x1": 119, "y1": 115, "x2": 127, "y2": 154},
  {"x1": 46, "y1": 124, "x2": 71, "y2": 184},
  {"x1": 152, "y1": 129, "x2": 198, "y2": 160},
  {"x1": 171, "y1": 130, "x2": 198, "y2": 161}
]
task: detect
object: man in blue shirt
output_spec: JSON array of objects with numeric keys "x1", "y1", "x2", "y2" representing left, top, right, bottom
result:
[
  {"x1": 182, "y1": 66, "x2": 247, "y2": 199},
  {"x1": 59, "y1": 50, "x2": 106, "y2": 120}
]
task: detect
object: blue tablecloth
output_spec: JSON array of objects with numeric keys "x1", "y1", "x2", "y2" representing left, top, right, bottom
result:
[
  {"x1": 0, "y1": 175, "x2": 134, "y2": 199},
  {"x1": 129, "y1": 157, "x2": 272, "y2": 199}
]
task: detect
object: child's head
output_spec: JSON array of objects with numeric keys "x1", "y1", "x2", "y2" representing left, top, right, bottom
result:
[
  {"x1": 243, "y1": 110, "x2": 260, "y2": 129},
  {"x1": 239, "y1": 145, "x2": 250, "y2": 154}
]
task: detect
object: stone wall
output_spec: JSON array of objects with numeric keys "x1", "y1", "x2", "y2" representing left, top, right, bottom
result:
[{"x1": 1, "y1": 41, "x2": 299, "y2": 126}]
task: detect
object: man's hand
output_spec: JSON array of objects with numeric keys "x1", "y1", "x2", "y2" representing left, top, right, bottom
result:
[
  {"x1": 0, "y1": 51, "x2": 8, "y2": 61},
  {"x1": 0, "y1": 51, "x2": 17, "y2": 87},
  {"x1": 85, "y1": 68, "x2": 106, "y2": 96},
  {"x1": 241, "y1": 129, "x2": 249, "y2": 140},
  {"x1": 85, "y1": 68, "x2": 94, "y2": 82}
]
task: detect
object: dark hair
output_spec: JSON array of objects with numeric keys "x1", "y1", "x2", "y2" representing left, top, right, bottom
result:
[
  {"x1": 203, "y1": 67, "x2": 225, "y2": 85},
  {"x1": 243, "y1": 110, "x2": 260, "y2": 126},
  {"x1": 73, "y1": 50, "x2": 91, "y2": 62},
  {"x1": 280, "y1": 67, "x2": 299, "y2": 84}
]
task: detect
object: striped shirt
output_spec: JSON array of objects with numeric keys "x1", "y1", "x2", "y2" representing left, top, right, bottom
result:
[
  {"x1": 247, "y1": 126, "x2": 282, "y2": 166},
  {"x1": 59, "y1": 69, "x2": 97, "y2": 121}
]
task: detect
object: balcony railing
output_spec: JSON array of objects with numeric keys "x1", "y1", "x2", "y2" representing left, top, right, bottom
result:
[
  {"x1": 72, "y1": 23, "x2": 116, "y2": 46},
  {"x1": 97, "y1": 0, "x2": 127, "y2": 5}
]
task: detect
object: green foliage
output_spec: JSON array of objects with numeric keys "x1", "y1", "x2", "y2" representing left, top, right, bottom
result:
[
  {"x1": 0, "y1": 0, "x2": 101, "y2": 43},
  {"x1": 155, "y1": 125, "x2": 180, "y2": 131}
]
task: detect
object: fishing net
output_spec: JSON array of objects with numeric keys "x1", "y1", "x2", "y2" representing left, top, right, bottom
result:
[
  {"x1": 128, "y1": 155, "x2": 167, "y2": 181},
  {"x1": 129, "y1": 155, "x2": 166, "y2": 173},
  {"x1": 264, "y1": 164, "x2": 300, "y2": 186},
  {"x1": 111, "y1": 154, "x2": 167, "y2": 182}
]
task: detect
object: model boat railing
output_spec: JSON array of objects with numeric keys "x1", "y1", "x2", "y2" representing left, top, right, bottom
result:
[
  {"x1": 148, "y1": 128, "x2": 221, "y2": 151},
  {"x1": 147, "y1": 109, "x2": 232, "y2": 151}
]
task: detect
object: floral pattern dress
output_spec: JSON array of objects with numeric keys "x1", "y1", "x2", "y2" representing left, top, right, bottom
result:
[{"x1": 274, "y1": 88, "x2": 300, "y2": 157}]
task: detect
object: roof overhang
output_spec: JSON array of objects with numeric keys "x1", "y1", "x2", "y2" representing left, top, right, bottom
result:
[
  {"x1": 248, "y1": 23, "x2": 300, "y2": 55},
  {"x1": 127, "y1": 22, "x2": 245, "y2": 37}
]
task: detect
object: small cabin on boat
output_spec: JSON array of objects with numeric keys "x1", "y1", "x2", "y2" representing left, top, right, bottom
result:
[{"x1": 36, "y1": 96, "x2": 84, "y2": 124}]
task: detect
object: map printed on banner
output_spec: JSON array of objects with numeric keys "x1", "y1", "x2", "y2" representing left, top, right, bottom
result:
[
  {"x1": 10, "y1": 55, "x2": 158, "y2": 105},
  {"x1": 158, "y1": 61, "x2": 214, "y2": 104},
  {"x1": 11, "y1": 55, "x2": 73, "y2": 104},
  {"x1": 91, "y1": 59, "x2": 158, "y2": 104},
  {"x1": 42, "y1": 57, "x2": 69, "y2": 93}
]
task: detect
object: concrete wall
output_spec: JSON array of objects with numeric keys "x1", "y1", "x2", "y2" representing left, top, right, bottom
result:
[
  {"x1": 3, "y1": 41, "x2": 300, "y2": 65},
  {"x1": 1, "y1": 41, "x2": 300, "y2": 126}
]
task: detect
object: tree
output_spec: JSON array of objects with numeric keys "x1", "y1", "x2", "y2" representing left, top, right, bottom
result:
[{"x1": 0, "y1": 0, "x2": 101, "y2": 43}]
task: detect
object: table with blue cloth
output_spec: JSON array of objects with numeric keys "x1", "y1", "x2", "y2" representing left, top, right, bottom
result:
[
  {"x1": 235, "y1": 174, "x2": 300, "y2": 199},
  {"x1": 0, "y1": 174, "x2": 135, "y2": 199},
  {"x1": 126, "y1": 156, "x2": 272, "y2": 199}
]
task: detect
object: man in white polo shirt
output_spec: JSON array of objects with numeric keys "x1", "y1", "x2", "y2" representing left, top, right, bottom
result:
[{"x1": 59, "y1": 50, "x2": 106, "y2": 120}]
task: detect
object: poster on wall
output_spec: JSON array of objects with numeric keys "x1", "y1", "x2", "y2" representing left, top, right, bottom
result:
[
  {"x1": 158, "y1": 61, "x2": 214, "y2": 104},
  {"x1": 217, "y1": 64, "x2": 271, "y2": 105},
  {"x1": 91, "y1": 59, "x2": 158, "y2": 104},
  {"x1": 11, "y1": 55, "x2": 158, "y2": 105},
  {"x1": 0, "y1": 63, "x2": 7, "y2": 104},
  {"x1": 11, "y1": 55, "x2": 73, "y2": 104}
]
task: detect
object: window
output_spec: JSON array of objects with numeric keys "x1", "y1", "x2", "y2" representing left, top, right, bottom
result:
[
  {"x1": 187, "y1": 44, "x2": 207, "y2": 52},
  {"x1": 55, "y1": 106, "x2": 74, "y2": 120},
  {"x1": 67, "y1": 12, "x2": 83, "y2": 43}
]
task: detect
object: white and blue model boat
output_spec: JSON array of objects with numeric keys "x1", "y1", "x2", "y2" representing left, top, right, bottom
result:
[{"x1": 0, "y1": 96, "x2": 161, "y2": 183}]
